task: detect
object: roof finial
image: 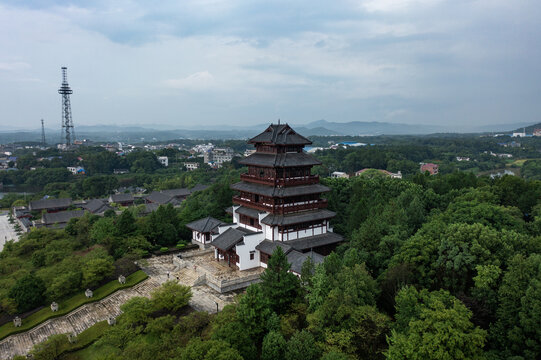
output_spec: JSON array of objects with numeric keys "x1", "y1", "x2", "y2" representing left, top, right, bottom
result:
[{"x1": 278, "y1": 118, "x2": 280, "y2": 125}]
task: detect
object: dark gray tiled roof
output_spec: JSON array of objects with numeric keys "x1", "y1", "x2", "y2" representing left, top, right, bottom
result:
[
  {"x1": 287, "y1": 250, "x2": 325, "y2": 274},
  {"x1": 162, "y1": 188, "x2": 191, "y2": 198},
  {"x1": 146, "y1": 191, "x2": 180, "y2": 205},
  {"x1": 249, "y1": 124, "x2": 312, "y2": 145},
  {"x1": 143, "y1": 203, "x2": 160, "y2": 214},
  {"x1": 211, "y1": 227, "x2": 257, "y2": 251},
  {"x1": 260, "y1": 209, "x2": 336, "y2": 226},
  {"x1": 286, "y1": 232, "x2": 344, "y2": 251},
  {"x1": 186, "y1": 216, "x2": 226, "y2": 233},
  {"x1": 109, "y1": 194, "x2": 134, "y2": 203},
  {"x1": 190, "y1": 184, "x2": 209, "y2": 192},
  {"x1": 255, "y1": 239, "x2": 292, "y2": 255},
  {"x1": 19, "y1": 217, "x2": 32, "y2": 229},
  {"x1": 82, "y1": 199, "x2": 112, "y2": 214},
  {"x1": 239, "y1": 152, "x2": 321, "y2": 168},
  {"x1": 231, "y1": 182, "x2": 330, "y2": 197},
  {"x1": 29, "y1": 198, "x2": 72, "y2": 211},
  {"x1": 42, "y1": 210, "x2": 85, "y2": 225},
  {"x1": 235, "y1": 206, "x2": 264, "y2": 219}
]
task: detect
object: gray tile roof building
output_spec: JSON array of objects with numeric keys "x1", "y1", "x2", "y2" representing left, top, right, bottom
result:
[
  {"x1": 42, "y1": 210, "x2": 85, "y2": 228},
  {"x1": 211, "y1": 227, "x2": 258, "y2": 251},
  {"x1": 287, "y1": 250, "x2": 325, "y2": 274},
  {"x1": 231, "y1": 182, "x2": 330, "y2": 197},
  {"x1": 260, "y1": 209, "x2": 336, "y2": 226},
  {"x1": 29, "y1": 198, "x2": 72, "y2": 211},
  {"x1": 286, "y1": 232, "x2": 343, "y2": 251},
  {"x1": 109, "y1": 193, "x2": 134, "y2": 204},
  {"x1": 186, "y1": 216, "x2": 225, "y2": 234},
  {"x1": 248, "y1": 124, "x2": 312, "y2": 145},
  {"x1": 239, "y1": 152, "x2": 321, "y2": 168},
  {"x1": 82, "y1": 199, "x2": 112, "y2": 214}
]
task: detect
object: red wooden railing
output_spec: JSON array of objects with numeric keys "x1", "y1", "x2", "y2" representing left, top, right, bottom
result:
[{"x1": 240, "y1": 173, "x2": 319, "y2": 186}]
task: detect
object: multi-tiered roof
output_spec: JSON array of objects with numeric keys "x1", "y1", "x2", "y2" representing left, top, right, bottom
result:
[{"x1": 231, "y1": 124, "x2": 337, "y2": 241}]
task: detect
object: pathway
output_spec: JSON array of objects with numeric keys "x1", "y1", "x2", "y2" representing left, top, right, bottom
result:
[
  {"x1": 0, "y1": 278, "x2": 161, "y2": 360},
  {"x1": 0, "y1": 213, "x2": 18, "y2": 252},
  {"x1": 0, "y1": 254, "x2": 238, "y2": 359}
]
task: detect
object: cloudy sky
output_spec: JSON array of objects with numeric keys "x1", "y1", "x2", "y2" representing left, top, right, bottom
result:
[{"x1": 0, "y1": 0, "x2": 539, "y2": 131}]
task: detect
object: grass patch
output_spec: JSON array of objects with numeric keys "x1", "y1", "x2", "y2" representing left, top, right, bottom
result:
[{"x1": 0, "y1": 270, "x2": 148, "y2": 341}]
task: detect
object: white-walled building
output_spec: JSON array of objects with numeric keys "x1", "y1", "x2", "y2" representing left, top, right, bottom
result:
[
  {"x1": 191, "y1": 124, "x2": 343, "y2": 271},
  {"x1": 158, "y1": 156, "x2": 169, "y2": 167}
]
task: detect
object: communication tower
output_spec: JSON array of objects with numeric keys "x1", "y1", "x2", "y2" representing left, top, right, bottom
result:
[
  {"x1": 58, "y1": 67, "x2": 75, "y2": 146},
  {"x1": 41, "y1": 119, "x2": 46, "y2": 146}
]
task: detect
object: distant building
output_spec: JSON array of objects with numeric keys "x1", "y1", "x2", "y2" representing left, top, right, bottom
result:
[
  {"x1": 497, "y1": 153, "x2": 513, "y2": 158},
  {"x1": 184, "y1": 162, "x2": 199, "y2": 171},
  {"x1": 456, "y1": 157, "x2": 470, "y2": 162},
  {"x1": 186, "y1": 216, "x2": 225, "y2": 249},
  {"x1": 40, "y1": 210, "x2": 85, "y2": 229},
  {"x1": 512, "y1": 131, "x2": 526, "y2": 137},
  {"x1": 355, "y1": 168, "x2": 402, "y2": 179},
  {"x1": 67, "y1": 166, "x2": 86, "y2": 175},
  {"x1": 108, "y1": 194, "x2": 134, "y2": 206},
  {"x1": 82, "y1": 199, "x2": 112, "y2": 215},
  {"x1": 113, "y1": 169, "x2": 130, "y2": 174},
  {"x1": 420, "y1": 163, "x2": 439, "y2": 175},
  {"x1": 533, "y1": 128, "x2": 541, "y2": 137},
  {"x1": 29, "y1": 198, "x2": 72, "y2": 213},
  {"x1": 330, "y1": 171, "x2": 350, "y2": 179},
  {"x1": 158, "y1": 156, "x2": 169, "y2": 167},
  {"x1": 204, "y1": 148, "x2": 234, "y2": 167}
]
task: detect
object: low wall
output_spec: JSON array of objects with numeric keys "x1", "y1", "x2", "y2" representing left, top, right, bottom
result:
[
  {"x1": 173, "y1": 252, "x2": 261, "y2": 293},
  {"x1": 205, "y1": 272, "x2": 261, "y2": 293}
]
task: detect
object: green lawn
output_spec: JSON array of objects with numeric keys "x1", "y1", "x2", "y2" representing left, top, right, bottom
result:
[{"x1": 0, "y1": 270, "x2": 148, "y2": 341}]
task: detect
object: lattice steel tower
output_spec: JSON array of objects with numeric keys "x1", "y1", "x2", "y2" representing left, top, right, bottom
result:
[
  {"x1": 58, "y1": 67, "x2": 75, "y2": 146},
  {"x1": 41, "y1": 119, "x2": 46, "y2": 146}
]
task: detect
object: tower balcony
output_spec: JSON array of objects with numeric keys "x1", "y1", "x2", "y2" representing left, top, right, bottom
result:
[
  {"x1": 240, "y1": 173, "x2": 320, "y2": 186},
  {"x1": 232, "y1": 196, "x2": 328, "y2": 214}
]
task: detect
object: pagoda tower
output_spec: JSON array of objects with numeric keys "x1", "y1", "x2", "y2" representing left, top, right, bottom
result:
[{"x1": 207, "y1": 123, "x2": 343, "y2": 271}]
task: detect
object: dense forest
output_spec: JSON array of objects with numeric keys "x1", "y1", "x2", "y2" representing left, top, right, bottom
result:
[{"x1": 2, "y1": 169, "x2": 539, "y2": 359}]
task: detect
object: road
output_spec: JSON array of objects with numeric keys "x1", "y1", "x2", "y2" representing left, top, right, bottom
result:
[{"x1": 0, "y1": 212, "x2": 19, "y2": 252}]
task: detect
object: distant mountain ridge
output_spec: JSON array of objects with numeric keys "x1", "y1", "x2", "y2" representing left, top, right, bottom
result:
[{"x1": 1, "y1": 120, "x2": 539, "y2": 143}]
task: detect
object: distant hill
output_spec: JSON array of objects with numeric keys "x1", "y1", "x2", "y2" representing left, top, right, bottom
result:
[
  {"x1": 509, "y1": 122, "x2": 541, "y2": 134},
  {"x1": 299, "y1": 120, "x2": 445, "y2": 135}
]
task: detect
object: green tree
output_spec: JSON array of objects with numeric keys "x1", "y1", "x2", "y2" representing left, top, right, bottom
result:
[
  {"x1": 262, "y1": 330, "x2": 287, "y2": 360},
  {"x1": 236, "y1": 284, "x2": 271, "y2": 340},
  {"x1": 9, "y1": 273, "x2": 46, "y2": 312},
  {"x1": 31, "y1": 334, "x2": 68, "y2": 360},
  {"x1": 492, "y1": 254, "x2": 541, "y2": 359},
  {"x1": 81, "y1": 248, "x2": 115, "y2": 288},
  {"x1": 259, "y1": 247, "x2": 300, "y2": 314},
  {"x1": 179, "y1": 339, "x2": 243, "y2": 360},
  {"x1": 386, "y1": 286, "x2": 487, "y2": 360},
  {"x1": 285, "y1": 330, "x2": 320, "y2": 360},
  {"x1": 151, "y1": 281, "x2": 192, "y2": 313}
]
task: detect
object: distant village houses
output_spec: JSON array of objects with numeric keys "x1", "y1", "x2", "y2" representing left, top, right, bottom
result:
[
  {"x1": 330, "y1": 171, "x2": 349, "y2": 179},
  {"x1": 420, "y1": 163, "x2": 439, "y2": 175}
]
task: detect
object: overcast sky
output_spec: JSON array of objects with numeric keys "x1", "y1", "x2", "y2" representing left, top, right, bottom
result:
[{"x1": 0, "y1": 0, "x2": 540, "y2": 131}]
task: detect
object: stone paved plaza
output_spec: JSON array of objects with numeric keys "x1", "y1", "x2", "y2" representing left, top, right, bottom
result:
[
  {"x1": 0, "y1": 212, "x2": 18, "y2": 252},
  {"x1": 0, "y1": 252, "x2": 244, "y2": 359}
]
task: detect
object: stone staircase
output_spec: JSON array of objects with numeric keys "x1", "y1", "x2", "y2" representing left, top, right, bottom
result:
[{"x1": 0, "y1": 278, "x2": 161, "y2": 360}]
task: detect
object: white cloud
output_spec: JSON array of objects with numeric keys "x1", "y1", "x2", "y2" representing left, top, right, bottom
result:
[
  {"x1": 163, "y1": 71, "x2": 215, "y2": 90},
  {"x1": 0, "y1": 61, "x2": 31, "y2": 71}
]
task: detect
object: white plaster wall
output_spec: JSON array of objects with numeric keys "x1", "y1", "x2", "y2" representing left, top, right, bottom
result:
[
  {"x1": 281, "y1": 225, "x2": 326, "y2": 241},
  {"x1": 235, "y1": 232, "x2": 265, "y2": 270}
]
